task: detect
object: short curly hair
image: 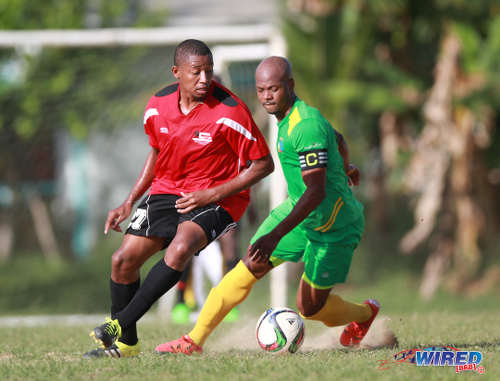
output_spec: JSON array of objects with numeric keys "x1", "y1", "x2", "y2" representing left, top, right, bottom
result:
[{"x1": 174, "y1": 39, "x2": 213, "y2": 66}]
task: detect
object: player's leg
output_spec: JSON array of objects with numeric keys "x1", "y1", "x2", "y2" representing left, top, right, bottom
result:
[
  {"x1": 89, "y1": 195, "x2": 180, "y2": 351},
  {"x1": 155, "y1": 253, "x2": 273, "y2": 354},
  {"x1": 155, "y1": 201, "x2": 306, "y2": 353},
  {"x1": 185, "y1": 202, "x2": 306, "y2": 349},
  {"x1": 96, "y1": 203, "x2": 234, "y2": 349},
  {"x1": 112, "y1": 220, "x2": 207, "y2": 331},
  {"x1": 86, "y1": 232, "x2": 164, "y2": 358},
  {"x1": 110, "y1": 234, "x2": 164, "y2": 342},
  {"x1": 297, "y1": 277, "x2": 379, "y2": 346},
  {"x1": 298, "y1": 218, "x2": 379, "y2": 346},
  {"x1": 297, "y1": 280, "x2": 372, "y2": 327},
  {"x1": 296, "y1": 237, "x2": 371, "y2": 325}
]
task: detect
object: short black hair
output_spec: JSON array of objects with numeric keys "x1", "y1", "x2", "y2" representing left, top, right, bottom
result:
[{"x1": 174, "y1": 39, "x2": 213, "y2": 66}]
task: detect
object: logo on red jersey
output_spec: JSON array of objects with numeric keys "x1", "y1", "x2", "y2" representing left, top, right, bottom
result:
[
  {"x1": 192, "y1": 131, "x2": 212, "y2": 145},
  {"x1": 144, "y1": 108, "x2": 159, "y2": 125}
]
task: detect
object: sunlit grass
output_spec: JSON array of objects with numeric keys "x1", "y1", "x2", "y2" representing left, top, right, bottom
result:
[{"x1": 1, "y1": 308, "x2": 499, "y2": 381}]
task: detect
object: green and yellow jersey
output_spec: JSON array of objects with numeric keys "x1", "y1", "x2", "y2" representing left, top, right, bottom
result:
[{"x1": 276, "y1": 98, "x2": 363, "y2": 236}]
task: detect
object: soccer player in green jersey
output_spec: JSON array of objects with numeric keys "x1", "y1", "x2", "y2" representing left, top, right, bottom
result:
[{"x1": 156, "y1": 56, "x2": 379, "y2": 354}]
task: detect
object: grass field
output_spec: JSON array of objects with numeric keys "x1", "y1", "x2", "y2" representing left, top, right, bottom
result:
[
  {"x1": 2, "y1": 237, "x2": 500, "y2": 380},
  {"x1": 1, "y1": 275, "x2": 499, "y2": 381},
  {"x1": 1, "y1": 312, "x2": 498, "y2": 381}
]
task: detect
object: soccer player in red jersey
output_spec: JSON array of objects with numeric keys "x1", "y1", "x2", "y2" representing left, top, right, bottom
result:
[{"x1": 84, "y1": 39, "x2": 273, "y2": 358}]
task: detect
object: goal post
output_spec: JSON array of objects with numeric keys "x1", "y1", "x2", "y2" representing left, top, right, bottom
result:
[{"x1": 0, "y1": 25, "x2": 273, "y2": 47}]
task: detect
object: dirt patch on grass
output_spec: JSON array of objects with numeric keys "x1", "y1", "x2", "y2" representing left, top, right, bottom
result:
[{"x1": 209, "y1": 315, "x2": 398, "y2": 352}]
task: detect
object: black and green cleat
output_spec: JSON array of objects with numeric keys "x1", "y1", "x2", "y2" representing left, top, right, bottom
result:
[{"x1": 90, "y1": 317, "x2": 122, "y2": 348}]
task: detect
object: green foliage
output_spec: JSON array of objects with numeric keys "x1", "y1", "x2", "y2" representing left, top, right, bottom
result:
[
  {"x1": 0, "y1": 0, "x2": 167, "y2": 142},
  {"x1": 0, "y1": 0, "x2": 86, "y2": 29},
  {"x1": 0, "y1": 253, "x2": 111, "y2": 314},
  {"x1": 285, "y1": 0, "x2": 500, "y2": 132}
]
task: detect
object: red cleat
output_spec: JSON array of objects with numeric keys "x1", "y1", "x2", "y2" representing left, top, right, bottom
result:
[
  {"x1": 155, "y1": 335, "x2": 203, "y2": 355},
  {"x1": 340, "y1": 299, "x2": 380, "y2": 347}
]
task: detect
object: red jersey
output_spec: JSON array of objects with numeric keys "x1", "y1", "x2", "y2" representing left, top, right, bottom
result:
[{"x1": 143, "y1": 81, "x2": 270, "y2": 221}]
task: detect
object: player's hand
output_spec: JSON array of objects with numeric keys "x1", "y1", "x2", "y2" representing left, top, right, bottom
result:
[
  {"x1": 175, "y1": 190, "x2": 216, "y2": 214},
  {"x1": 347, "y1": 164, "x2": 360, "y2": 186},
  {"x1": 247, "y1": 232, "x2": 280, "y2": 263},
  {"x1": 104, "y1": 202, "x2": 133, "y2": 234}
]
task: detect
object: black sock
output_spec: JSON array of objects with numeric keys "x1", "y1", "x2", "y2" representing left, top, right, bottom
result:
[
  {"x1": 110, "y1": 278, "x2": 140, "y2": 345},
  {"x1": 116, "y1": 259, "x2": 182, "y2": 330}
]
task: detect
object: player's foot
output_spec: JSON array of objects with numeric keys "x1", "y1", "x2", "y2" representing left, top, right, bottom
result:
[
  {"x1": 90, "y1": 317, "x2": 122, "y2": 348},
  {"x1": 340, "y1": 299, "x2": 380, "y2": 347},
  {"x1": 171, "y1": 303, "x2": 191, "y2": 324},
  {"x1": 83, "y1": 341, "x2": 141, "y2": 358},
  {"x1": 155, "y1": 335, "x2": 203, "y2": 355}
]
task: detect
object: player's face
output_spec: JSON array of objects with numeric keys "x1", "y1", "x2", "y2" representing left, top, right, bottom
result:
[
  {"x1": 173, "y1": 55, "x2": 214, "y2": 101},
  {"x1": 255, "y1": 74, "x2": 293, "y2": 119}
]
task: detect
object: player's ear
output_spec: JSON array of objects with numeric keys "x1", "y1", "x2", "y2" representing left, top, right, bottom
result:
[
  {"x1": 172, "y1": 65, "x2": 180, "y2": 79},
  {"x1": 288, "y1": 77, "x2": 295, "y2": 91}
]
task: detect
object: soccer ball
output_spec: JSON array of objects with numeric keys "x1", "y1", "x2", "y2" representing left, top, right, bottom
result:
[{"x1": 255, "y1": 307, "x2": 305, "y2": 354}]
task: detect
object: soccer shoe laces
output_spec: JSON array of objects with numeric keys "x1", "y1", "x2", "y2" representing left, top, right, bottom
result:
[
  {"x1": 340, "y1": 299, "x2": 380, "y2": 347},
  {"x1": 344, "y1": 322, "x2": 363, "y2": 341},
  {"x1": 90, "y1": 317, "x2": 122, "y2": 348},
  {"x1": 103, "y1": 318, "x2": 120, "y2": 337}
]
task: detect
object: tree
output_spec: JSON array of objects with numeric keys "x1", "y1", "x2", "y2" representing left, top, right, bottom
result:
[
  {"x1": 0, "y1": 0, "x2": 167, "y2": 259},
  {"x1": 283, "y1": 0, "x2": 500, "y2": 297}
]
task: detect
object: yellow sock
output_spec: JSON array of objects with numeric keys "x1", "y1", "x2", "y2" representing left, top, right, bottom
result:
[
  {"x1": 189, "y1": 261, "x2": 257, "y2": 346},
  {"x1": 303, "y1": 294, "x2": 372, "y2": 327}
]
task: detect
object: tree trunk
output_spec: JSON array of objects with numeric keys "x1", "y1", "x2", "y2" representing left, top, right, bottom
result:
[
  {"x1": 401, "y1": 29, "x2": 488, "y2": 298},
  {"x1": 419, "y1": 238, "x2": 453, "y2": 300},
  {"x1": 445, "y1": 108, "x2": 483, "y2": 293},
  {"x1": 400, "y1": 32, "x2": 460, "y2": 255},
  {"x1": 0, "y1": 218, "x2": 14, "y2": 260}
]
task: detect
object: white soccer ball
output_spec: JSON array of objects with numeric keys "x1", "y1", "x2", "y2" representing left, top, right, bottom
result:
[{"x1": 255, "y1": 307, "x2": 305, "y2": 354}]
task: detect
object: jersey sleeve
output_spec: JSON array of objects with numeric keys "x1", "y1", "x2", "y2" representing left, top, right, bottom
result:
[
  {"x1": 143, "y1": 97, "x2": 159, "y2": 149},
  {"x1": 219, "y1": 107, "x2": 270, "y2": 165},
  {"x1": 290, "y1": 118, "x2": 331, "y2": 171}
]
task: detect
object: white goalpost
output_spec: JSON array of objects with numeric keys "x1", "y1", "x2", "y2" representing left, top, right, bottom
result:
[
  {"x1": 212, "y1": 36, "x2": 289, "y2": 310},
  {"x1": 1, "y1": 24, "x2": 289, "y2": 315}
]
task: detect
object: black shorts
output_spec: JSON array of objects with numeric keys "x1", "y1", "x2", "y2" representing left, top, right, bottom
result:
[{"x1": 125, "y1": 194, "x2": 236, "y2": 249}]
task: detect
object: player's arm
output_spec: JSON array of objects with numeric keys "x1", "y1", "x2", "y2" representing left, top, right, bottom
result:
[
  {"x1": 104, "y1": 147, "x2": 158, "y2": 234},
  {"x1": 248, "y1": 168, "x2": 325, "y2": 262},
  {"x1": 175, "y1": 154, "x2": 274, "y2": 214},
  {"x1": 335, "y1": 130, "x2": 360, "y2": 186}
]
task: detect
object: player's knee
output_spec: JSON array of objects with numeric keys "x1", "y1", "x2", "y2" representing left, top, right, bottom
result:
[
  {"x1": 164, "y1": 241, "x2": 194, "y2": 269},
  {"x1": 111, "y1": 250, "x2": 139, "y2": 277},
  {"x1": 242, "y1": 257, "x2": 269, "y2": 279}
]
